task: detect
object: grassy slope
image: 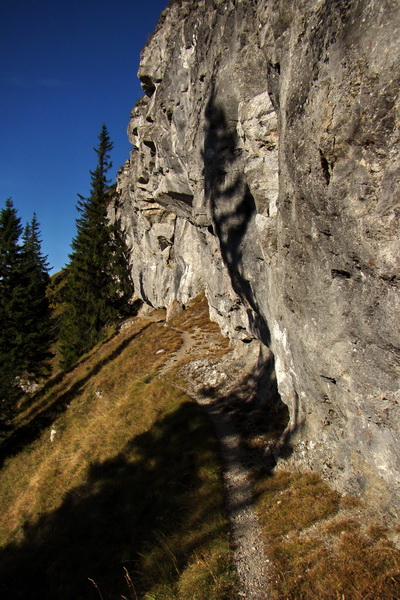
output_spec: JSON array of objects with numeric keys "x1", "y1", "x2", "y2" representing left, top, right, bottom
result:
[
  {"x1": 0, "y1": 300, "x2": 236, "y2": 600},
  {"x1": 1, "y1": 293, "x2": 400, "y2": 599}
]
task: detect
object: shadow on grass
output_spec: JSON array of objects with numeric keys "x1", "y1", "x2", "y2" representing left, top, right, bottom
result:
[
  {"x1": 0, "y1": 401, "x2": 230, "y2": 600},
  {"x1": 0, "y1": 323, "x2": 153, "y2": 469}
]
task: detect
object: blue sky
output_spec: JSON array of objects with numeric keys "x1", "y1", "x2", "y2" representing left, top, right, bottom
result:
[{"x1": 0, "y1": 0, "x2": 169, "y2": 273}]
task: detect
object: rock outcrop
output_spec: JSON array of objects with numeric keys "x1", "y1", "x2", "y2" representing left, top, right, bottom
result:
[{"x1": 113, "y1": 0, "x2": 400, "y2": 516}]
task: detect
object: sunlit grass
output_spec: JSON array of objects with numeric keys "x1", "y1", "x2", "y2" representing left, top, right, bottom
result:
[
  {"x1": 3, "y1": 291, "x2": 399, "y2": 599},
  {"x1": 0, "y1": 298, "x2": 237, "y2": 599},
  {"x1": 254, "y1": 471, "x2": 400, "y2": 599}
]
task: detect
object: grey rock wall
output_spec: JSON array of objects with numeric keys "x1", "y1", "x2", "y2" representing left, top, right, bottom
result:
[{"x1": 114, "y1": 0, "x2": 400, "y2": 515}]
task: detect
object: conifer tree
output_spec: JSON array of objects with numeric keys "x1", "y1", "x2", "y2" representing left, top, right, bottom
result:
[
  {"x1": 0, "y1": 199, "x2": 24, "y2": 421},
  {"x1": 59, "y1": 125, "x2": 133, "y2": 369},
  {"x1": 0, "y1": 201, "x2": 53, "y2": 426},
  {"x1": 19, "y1": 214, "x2": 53, "y2": 377}
]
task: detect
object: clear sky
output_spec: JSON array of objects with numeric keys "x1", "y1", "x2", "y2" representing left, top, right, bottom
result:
[{"x1": 0, "y1": 0, "x2": 169, "y2": 273}]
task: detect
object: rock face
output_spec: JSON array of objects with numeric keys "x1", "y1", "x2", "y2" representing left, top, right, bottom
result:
[{"x1": 114, "y1": 0, "x2": 400, "y2": 515}]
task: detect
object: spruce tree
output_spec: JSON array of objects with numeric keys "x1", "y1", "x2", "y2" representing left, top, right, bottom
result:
[
  {"x1": 19, "y1": 214, "x2": 53, "y2": 377},
  {"x1": 0, "y1": 199, "x2": 24, "y2": 422},
  {"x1": 59, "y1": 125, "x2": 133, "y2": 369},
  {"x1": 0, "y1": 201, "x2": 53, "y2": 426}
]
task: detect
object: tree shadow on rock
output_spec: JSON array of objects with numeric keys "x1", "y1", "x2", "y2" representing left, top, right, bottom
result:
[
  {"x1": 0, "y1": 401, "x2": 227, "y2": 600},
  {"x1": 203, "y1": 87, "x2": 270, "y2": 346},
  {"x1": 202, "y1": 89, "x2": 297, "y2": 470}
]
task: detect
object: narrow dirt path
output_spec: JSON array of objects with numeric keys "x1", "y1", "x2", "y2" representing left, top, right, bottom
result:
[
  {"x1": 157, "y1": 328, "x2": 195, "y2": 376},
  {"x1": 157, "y1": 318, "x2": 272, "y2": 599},
  {"x1": 197, "y1": 395, "x2": 271, "y2": 600}
]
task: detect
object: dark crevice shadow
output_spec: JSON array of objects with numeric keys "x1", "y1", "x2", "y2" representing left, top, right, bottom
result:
[
  {"x1": 198, "y1": 350, "x2": 294, "y2": 480},
  {"x1": 0, "y1": 323, "x2": 154, "y2": 468},
  {"x1": 201, "y1": 89, "x2": 296, "y2": 469},
  {"x1": 0, "y1": 402, "x2": 226, "y2": 600},
  {"x1": 202, "y1": 87, "x2": 271, "y2": 347}
]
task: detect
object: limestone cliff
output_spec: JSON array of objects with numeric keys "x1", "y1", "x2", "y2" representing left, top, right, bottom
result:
[{"x1": 113, "y1": 0, "x2": 400, "y2": 515}]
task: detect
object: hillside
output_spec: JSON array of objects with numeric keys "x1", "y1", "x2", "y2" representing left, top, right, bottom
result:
[
  {"x1": 0, "y1": 296, "x2": 235, "y2": 599},
  {"x1": 1, "y1": 295, "x2": 399, "y2": 599}
]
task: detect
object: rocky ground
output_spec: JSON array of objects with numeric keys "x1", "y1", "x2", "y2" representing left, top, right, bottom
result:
[{"x1": 196, "y1": 395, "x2": 271, "y2": 600}]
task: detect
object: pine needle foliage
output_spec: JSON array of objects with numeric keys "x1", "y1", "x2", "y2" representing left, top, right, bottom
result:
[
  {"x1": 19, "y1": 214, "x2": 53, "y2": 377},
  {"x1": 0, "y1": 201, "x2": 52, "y2": 426},
  {"x1": 59, "y1": 125, "x2": 134, "y2": 369},
  {"x1": 0, "y1": 199, "x2": 24, "y2": 421}
]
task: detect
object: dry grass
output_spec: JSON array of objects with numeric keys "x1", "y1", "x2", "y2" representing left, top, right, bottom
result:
[
  {"x1": 0, "y1": 300, "x2": 237, "y2": 600},
  {"x1": 254, "y1": 471, "x2": 400, "y2": 600},
  {"x1": 170, "y1": 295, "x2": 230, "y2": 358},
  {"x1": 3, "y1": 292, "x2": 399, "y2": 600},
  {"x1": 172, "y1": 295, "x2": 222, "y2": 335}
]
